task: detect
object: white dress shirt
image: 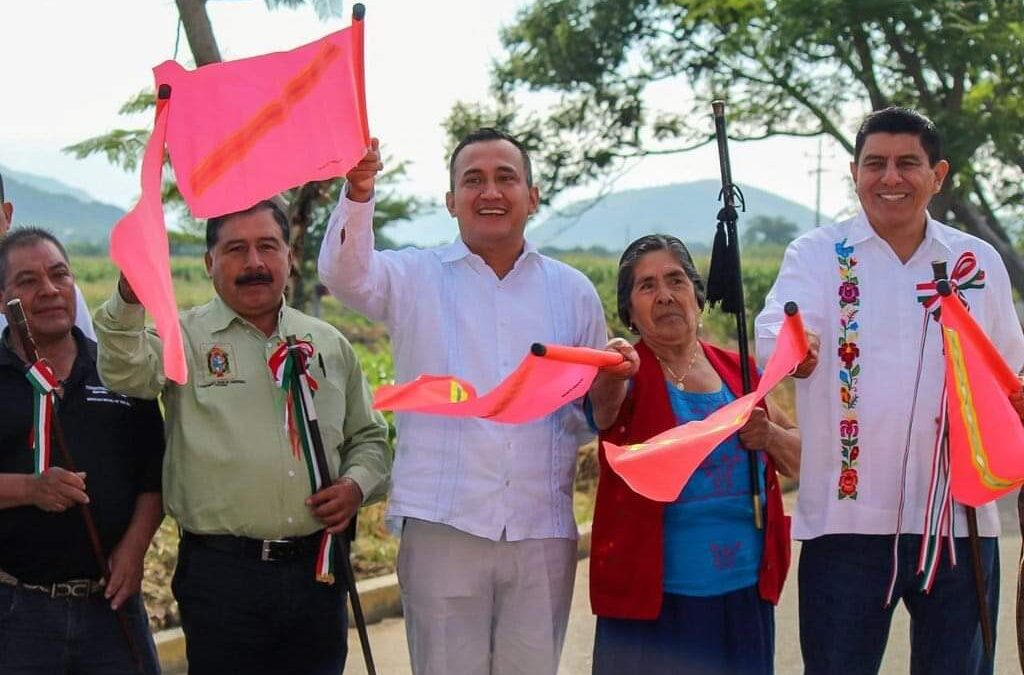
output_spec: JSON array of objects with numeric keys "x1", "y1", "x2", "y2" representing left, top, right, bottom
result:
[
  {"x1": 319, "y1": 197, "x2": 608, "y2": 541},
  {"x1": 756, "y1": 211, "x2": 1024, "y2": 539}
]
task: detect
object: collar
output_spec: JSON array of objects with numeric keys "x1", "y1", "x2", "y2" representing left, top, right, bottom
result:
[
  {"x1": 0, "y1": 326, "x2": 95, "y2": 372},
  {"x1": 204, "y1": 294, "x2": 286, "y2": 336},
  {"x1": 436, "y1": 237, "x2": 540, "y2": 265},
  {"x1": 847, "y1": 210, "x2": 951, "y2": 254}
]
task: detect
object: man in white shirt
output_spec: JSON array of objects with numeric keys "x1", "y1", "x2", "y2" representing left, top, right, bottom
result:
[
  {"x1": 756, "y1": 107, "x2": 1024, "y2": 675},
  {"x1": 318, "y1": 129, "x2": 609, "y2": 674},
  {"x1": 0, "y1": 171, "x2": 95, "y2": 339}
]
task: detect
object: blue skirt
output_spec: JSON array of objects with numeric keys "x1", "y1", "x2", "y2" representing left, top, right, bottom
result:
[{"x1": 592, "y1": 585, "x2": 774, "y2": 675}]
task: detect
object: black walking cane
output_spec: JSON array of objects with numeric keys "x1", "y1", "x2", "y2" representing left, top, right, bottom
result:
[
  {"x1": 705, "y1": 100, "x2": 762, "y2": 529},
  {"x1": 932, "y1": 272, "x2": 995, "y2": 658},
  {"x1": 7, "y1": 299, "x2": 147, "y2": 674},
  {"x1": 285, "y1": 336, "x2": 377, "y2": 675}
]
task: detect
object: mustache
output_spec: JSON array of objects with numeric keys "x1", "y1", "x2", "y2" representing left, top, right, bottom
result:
[{"x1": 235, "y1": 271, "x2": 274, "y2": 285}]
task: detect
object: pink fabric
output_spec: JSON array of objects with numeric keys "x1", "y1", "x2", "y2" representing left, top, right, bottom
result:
[
  {"x1": 109, "y1": 98, "x2": 187, "y2": 384},
  {"x1": 603, "y1": 310, "x2": 808, "y2": 502},
  {"x1": 156, "y1": 27, "x2": 369, "y2": 217},
  {"x1": 938, "y1": 291, "x2": 1024, "y2": 506},
  {"x1": 110, "y1": 23, "x2": 369, "y2": 384},
  {"x1": 373, "y1": 346, "x2": 614, "y2": 424}
]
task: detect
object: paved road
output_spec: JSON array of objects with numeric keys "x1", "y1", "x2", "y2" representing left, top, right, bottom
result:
[{"x1": 345, "y1": 493, "x2": 1023, "y2": 674}]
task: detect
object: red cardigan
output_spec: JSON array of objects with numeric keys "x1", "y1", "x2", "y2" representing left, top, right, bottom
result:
[{"x1": 589, "y1": 340, "x2": 791, "y2": 619}]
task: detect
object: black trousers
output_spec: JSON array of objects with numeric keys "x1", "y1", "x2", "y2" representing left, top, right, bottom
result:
[{"x1": 172, "y1": 535, "x2": 348, "y2": 675}]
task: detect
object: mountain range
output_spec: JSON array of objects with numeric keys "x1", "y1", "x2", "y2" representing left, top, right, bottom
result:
[
  {"x1": 0, "y1": 164, "x2": 126, "y2": 244},
  {"x1": 0, "y1": 165, "x2": 823, "y2": 253},
  {"x1": 382, "y1": 180, "x2": 822, "y2": 251}
]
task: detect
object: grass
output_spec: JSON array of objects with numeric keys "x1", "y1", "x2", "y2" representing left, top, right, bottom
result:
[{"x1": 69, "y1": 248, "x2": 789, "y2": 631}]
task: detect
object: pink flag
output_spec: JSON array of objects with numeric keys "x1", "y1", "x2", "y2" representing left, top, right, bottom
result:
[
  {"x1": 110, "y1": 17, "x2": 370, "y2": 383},
  {"x1": 604, "y1": 307, "x2": 808, "y2": 502},
  {"x1": 373, "y1": 344, "x2": 623, "y2": 424},
  {"x1": 938, "y1": 291, "x2": 1024, "y2": 506}
]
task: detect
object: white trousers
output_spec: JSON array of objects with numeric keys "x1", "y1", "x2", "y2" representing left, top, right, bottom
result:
[{"x1": 397, "y1": 518, "x2": 577, "y2": 675}]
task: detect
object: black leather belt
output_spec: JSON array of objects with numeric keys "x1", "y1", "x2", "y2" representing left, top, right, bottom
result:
[{"x1": 183, "y1": 530, "x2": 323, "y2": 562}]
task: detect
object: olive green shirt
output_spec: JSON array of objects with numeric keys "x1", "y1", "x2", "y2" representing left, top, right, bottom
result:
[{"x1": 93, "y1": 289, "x2": 391, "y2": 539}]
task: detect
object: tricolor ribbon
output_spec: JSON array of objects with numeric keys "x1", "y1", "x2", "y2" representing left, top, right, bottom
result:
[
  {"x1": 25, "y1": 360, "x2": 58, "y2": 475},
  {"x1": 916, "y1": 251, "x2": 986, "y2": 311},
  {"x1": 268, "y1": 339, "x2": 336, "y2": 584}
]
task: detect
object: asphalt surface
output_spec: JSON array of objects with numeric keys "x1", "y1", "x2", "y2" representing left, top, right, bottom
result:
[{"x1": 344, "y1": 492, "x2": 1024, "y2": 674}]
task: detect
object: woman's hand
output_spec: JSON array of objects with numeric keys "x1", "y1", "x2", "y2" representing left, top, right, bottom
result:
[
  {"x1": 738, "y1": 407, "x2": 773, "y2": 451},
  {"x1": 600, "y1": 338, "x2": 640, "y2": 380}
]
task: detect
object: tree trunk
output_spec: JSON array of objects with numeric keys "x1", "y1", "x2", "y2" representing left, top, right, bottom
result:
[
  {"x1": 287, "y1": 182, "x2": 328, "y2": 309},
  {"x1": 175, "y1": 0, "x2": 222, "y2": 66}
]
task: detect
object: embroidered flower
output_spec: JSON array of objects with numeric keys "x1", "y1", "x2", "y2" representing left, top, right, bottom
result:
[
  {"x1": 838, "y1": 468, "x2": 859, "y2": 496},
  {"x1": 838, "y1": 342, "x2": 860, "y2": 369},
  {"x1": 838, "y1": 282, "x2": 860, "y2": 304},
  {"x1": 836, "y1": 238, "x2": 861, "y2": 500}
]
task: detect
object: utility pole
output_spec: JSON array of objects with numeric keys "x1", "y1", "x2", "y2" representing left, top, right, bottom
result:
[{"x1": 807, "y1": 137, "x2": 831, "y2": 228}]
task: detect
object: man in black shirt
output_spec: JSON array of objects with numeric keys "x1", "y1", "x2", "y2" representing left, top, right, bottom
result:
[{"x1": 0, "y1": 228, "x2": 165, "y2": 674}]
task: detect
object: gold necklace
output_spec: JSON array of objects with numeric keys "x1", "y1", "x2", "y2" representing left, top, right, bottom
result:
[{"x1": 658, "y1": 347, "x2": 699, "y2": 391}]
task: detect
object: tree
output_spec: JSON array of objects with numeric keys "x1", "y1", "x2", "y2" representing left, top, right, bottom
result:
[
  {"x1": 742, "y1": 215, "x2": 800, "y2": 248},
  {"x1": 445, "y1": 0, "x2": 1024, "y2": 295},
  {"x1": 65, "y1": 0, "x2": 422, "y2": 310}
]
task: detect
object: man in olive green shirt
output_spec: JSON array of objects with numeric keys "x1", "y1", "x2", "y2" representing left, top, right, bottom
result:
[{"x1": 93, "y1": 199, "x2": 390, "y2": 675}]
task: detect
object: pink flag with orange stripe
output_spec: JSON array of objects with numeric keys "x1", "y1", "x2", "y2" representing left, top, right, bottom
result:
[
  {"x1": 111, "y1": 15, "x2": 370, "y2": 383},
  {"x1": 374, "y1": 344, "x2": 622, "y2": 424},
  {"x1": 937, "y1": 291, "x2": 1024, "y2": 506},
  {"x1": 604, "y1": 307, "x2": 808, "y2": 502}
]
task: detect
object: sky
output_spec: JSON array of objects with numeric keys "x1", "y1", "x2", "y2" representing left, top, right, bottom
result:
[{"x1": 0, "y1": 0, "x2": 858, "y2": 222}]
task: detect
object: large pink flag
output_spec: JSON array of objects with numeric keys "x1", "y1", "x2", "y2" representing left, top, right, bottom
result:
[
  {"x1": 938, "y1": 291, "x2": 1024, "y2": 506},
  {"x1": 373, "y1": 344, "x2": 623, "y2": 424},
  {"x1": 604, "y1": 306, "x2": 808, "y2": 502},
  {"x1": 110, "y1": 15, "x2": 370, "y2": 383}
]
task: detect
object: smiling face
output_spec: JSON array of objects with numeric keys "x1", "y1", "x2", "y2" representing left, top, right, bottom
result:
[
  {"x1": 204, "y1": 207, "x2": 291, "y2": 324},
  {"x1": 445, "y1": 139, "x2": 539, "y2": 257},
  {"x1": 851, "y1": 132, "x2": 949, "y2": 238},
  {"x1": 0, "y1": 239, "x2": 76, "y2": 343},
  {"x1": 627, "y1": 249, "x2": 702, "y2": 347}
]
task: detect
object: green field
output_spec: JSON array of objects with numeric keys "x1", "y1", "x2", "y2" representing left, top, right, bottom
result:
[{"x1": 69, "y1": 249, "x2": 789, "y2": 631}]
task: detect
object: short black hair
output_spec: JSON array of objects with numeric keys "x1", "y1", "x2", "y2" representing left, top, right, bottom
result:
[
  {"x1": 854, "y1": 107, "x2": 943, "y2": 166},
  {"x1": 617, "y1": 234, "x2": 705, "y2": 332},
  {"x1": 0, "y1": 171, "x2": 6, "y2": 203},
  {"x1": 448, "y1": 127, "x2": 534, "y2": 191},
  {"x1": 206, "y1": 199, "x2": 289, "y2": 251},
  {"x1": 0, "y1": 227, "x2": 70, "y2": 288}
]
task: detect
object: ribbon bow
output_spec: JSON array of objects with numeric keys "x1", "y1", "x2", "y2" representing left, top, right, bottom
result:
[
  {"x1": 268, "y1": 339, "x2": 320, "y2": 474},
  {"x1": 25, "y1": 360, "x2": 58, "y2": 474},
  {"x1": 916, "y1": 251, "x2": 986, "y2": 311}
]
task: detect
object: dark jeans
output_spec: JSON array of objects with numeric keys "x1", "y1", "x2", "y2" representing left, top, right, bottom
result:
[
  {"x1": 799, "y1": 534, "x2": 998, "y2": 675},
  {"x1": 172, "y1": 535, "x2": 348, "y2": 675},
  {"x1": 592, "y1": 585, "x2": 774, "y2": 675},
  {"x1": 0, "y1": 583, "x2": 159, "y2": 674}
]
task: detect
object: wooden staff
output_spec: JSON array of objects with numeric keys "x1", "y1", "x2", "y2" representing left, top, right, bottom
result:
[
  {"x1": 285, "y1": 335, "x2": 376, "y2": 675},
  {"x1": 6, "y1": 299, "x2": 145, "y2": 674},
  {"x1": 706, "y1": 100, "x2": 762, "y2": 529}
]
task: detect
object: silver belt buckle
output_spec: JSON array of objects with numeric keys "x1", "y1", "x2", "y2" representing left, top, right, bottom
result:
[
  {"x1": 51, "y1": 580, "x2": 91, "y2": 599},
  {"x1": 260, "y1": 539, "x2": 290, "y2": 561}
]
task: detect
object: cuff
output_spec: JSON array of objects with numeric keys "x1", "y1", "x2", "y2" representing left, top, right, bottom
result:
[
  {"x1": 341, "y1": 465, "x2": 382, "y2": 505},
  {"x1": 103, "y1": 286, "x2": 147, "y2": 328}
]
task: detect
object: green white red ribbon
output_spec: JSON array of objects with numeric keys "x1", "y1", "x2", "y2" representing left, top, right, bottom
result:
[
  {"x1": 268, "y1": 340, "x2": 336, "y2": 583},
  {"x1": 25, "y1": 360, "x2": 58, "y2": 475}
]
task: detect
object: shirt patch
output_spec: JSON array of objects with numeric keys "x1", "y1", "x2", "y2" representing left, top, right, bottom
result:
[{"x1": 199, "y1": 343, "x2": 245, "y2": 386}]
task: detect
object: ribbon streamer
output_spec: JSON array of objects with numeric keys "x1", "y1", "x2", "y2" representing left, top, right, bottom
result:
[{"x1": 24, "y1": 360, "x2": 58, "y2": 475}]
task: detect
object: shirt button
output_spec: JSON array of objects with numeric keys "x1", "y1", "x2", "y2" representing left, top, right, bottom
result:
[
  {"x1": 505, "y1": 480, "x2": 511, "y2": 487},
  {"x1": 288, "y1": 470, "x2": 296, "y2": 477},
  {"x1": 287, "y1": 517, "x2": 294, "y2": 524}
]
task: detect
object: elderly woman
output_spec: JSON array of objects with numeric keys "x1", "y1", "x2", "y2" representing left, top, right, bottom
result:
[{"x1": 588, "y1": 234, "x2": 801, "y2": 675}]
